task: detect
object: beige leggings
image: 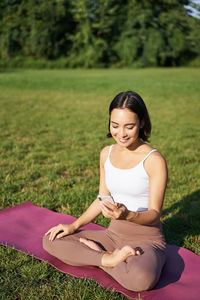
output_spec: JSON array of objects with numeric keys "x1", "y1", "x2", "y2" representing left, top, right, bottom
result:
[{"x1": 43, "y1": 220, "x2": 166, "y2": 292}]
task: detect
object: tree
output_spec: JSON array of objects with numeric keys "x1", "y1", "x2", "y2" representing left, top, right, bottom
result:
[
  {"x1": 0, "y1": 0, "x2": 200, "y2": 67},
  {"x1": 0, "y1": 0, "x2": 74, "y2": 61},
  {"x1": 66, "y1": 0, "x2": 122, "y2": 67},
  {"x1": 114, "y1": 0, "x2": 195, "y2": 66}
]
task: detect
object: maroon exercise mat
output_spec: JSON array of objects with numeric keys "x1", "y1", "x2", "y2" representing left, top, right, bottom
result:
[{"x1": 0, "y1": 202, "x2": 200, "y2": 300}]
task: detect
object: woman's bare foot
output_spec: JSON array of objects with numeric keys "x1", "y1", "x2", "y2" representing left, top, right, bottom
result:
[
  {"x1": 79, "y1": 238, "x2": 103, "y2": 252},
  {"x1": 101, "y1": 246, "x2": 137, "y2": 268}
]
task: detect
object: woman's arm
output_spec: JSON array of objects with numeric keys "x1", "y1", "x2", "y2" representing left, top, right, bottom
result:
[
  {"x1": 46, "y1": 198, "x2": 102, "y2": 241},
  {"x1": 72, "y1": 198, "x2": 102, "y2": 230},
  {"x1": 98, "y1": 146, "x2": 111, "y2": 195},
  {"x1": 101, "y1": 151, "x2": 168, "y2": 226},
  {"x1": 127, "y1": 151, "x2": 168, "y2": 225},
  {"x1": 46, "y1": 147, "x2": 110, "y2": 241}
]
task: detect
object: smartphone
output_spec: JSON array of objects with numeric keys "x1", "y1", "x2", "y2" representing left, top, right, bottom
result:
[{"x1": 98, "y1": 195, "x2": 115, "y2": 204}]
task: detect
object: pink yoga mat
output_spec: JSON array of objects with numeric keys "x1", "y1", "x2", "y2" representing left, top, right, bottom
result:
[{"x1": 0, "y1": 202, "x2": 200, "y2": 300}]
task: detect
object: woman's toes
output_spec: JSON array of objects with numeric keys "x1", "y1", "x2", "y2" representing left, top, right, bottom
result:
[
  {"x1": 121, "y1": 245, "x2": 136, "y2": 256},
  {"x1": 79, "y1": 238, "x2": 87, "y2": 243},
  {"x1": 101, "y1": 246, "x2": 136, "y2": 268},
  {"x1": 79, "y1": 238, "x2": 102, "y2": 252}
]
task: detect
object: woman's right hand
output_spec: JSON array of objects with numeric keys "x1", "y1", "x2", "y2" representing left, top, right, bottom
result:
[{"x1": 45, "y1": 223, "x2": 76, "y2": 241}]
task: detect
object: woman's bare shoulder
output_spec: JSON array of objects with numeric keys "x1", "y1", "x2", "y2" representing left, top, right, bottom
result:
[
  {"x1": 150, "y1": 145, "x2": 166, "y2": 161},
  {"x1": 100, "y1": 145, "x2": 111, "y2": 165},
  {"x1": 139, "y1": 143, "x2": 155, "y2": 153},
  {"x1": 145, "y1": 148, "x2": 167, "y2": 175},
  {"x1": 141, "y1": 144, "x2": 166, "y2": 160}
]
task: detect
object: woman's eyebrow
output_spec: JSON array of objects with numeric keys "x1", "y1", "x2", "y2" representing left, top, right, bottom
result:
[{"x1": 111, "y1": 121, "x2": 136, "y2": 125}]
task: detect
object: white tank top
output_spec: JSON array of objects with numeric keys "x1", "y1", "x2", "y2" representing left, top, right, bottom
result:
[{"x1": 104, "y1": 145, "x2": 158, "y2": 212}]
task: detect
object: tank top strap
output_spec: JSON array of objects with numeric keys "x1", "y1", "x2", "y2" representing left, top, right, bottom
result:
[
  {"x1": 142, "y1": 149, "x2": 158, "y2": 162},
  {"x1": 108, "y1": 144, "x2": 114, "y2": 158}
]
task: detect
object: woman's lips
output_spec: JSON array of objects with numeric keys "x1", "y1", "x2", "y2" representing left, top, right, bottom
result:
[{"x1": 119, "y1": 138, "x2": 129, "y2": 143}]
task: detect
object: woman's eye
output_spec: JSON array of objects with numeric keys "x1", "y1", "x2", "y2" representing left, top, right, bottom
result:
[
  {"x1": 112, "y1": 126, "x2": 118, "y2": 129},
  {"x1": 127, "y1": 127, "x2": 134, "y2": 130}
]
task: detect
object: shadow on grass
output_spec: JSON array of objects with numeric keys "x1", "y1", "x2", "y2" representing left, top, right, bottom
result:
[
  {"x1": 162, "y1": 189, "x2": 200, "y2": 250},
  {"x1": 153, "y1": 245, "x2": 185, "y2": 290},
  {"x1": 153, "y1": 190, "x2": 200, "y2": 291}
]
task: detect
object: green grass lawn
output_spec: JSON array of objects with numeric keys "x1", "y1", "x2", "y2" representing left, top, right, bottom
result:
[{"x1": 0, "y1": 68, "x2": 200, "y2": 299}]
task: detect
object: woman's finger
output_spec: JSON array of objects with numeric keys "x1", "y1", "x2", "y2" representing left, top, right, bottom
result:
[
  {"x1": 45, "y1": 224, "x2": 62, "y2": 235},
  {"x1": 100, "y1": 204, "x2": 109, "y2": 216},
  {"x1": 102, "y1": 202, "x2": 115, "y2": 212},
  {"x1": 49, "y1": 230, "x2": 55, "y2": 241},
  {"x1": 103, "y1": 202, "x2": 122, "y2": 218},
  {"x1": 103, "y1": 201, "x2": 116, "y2": 210},
  {"x1": 45, "y1": 226, "x2": 56, "y2": 235},
  {"x1": 102, "y1": 203, "x2": 120, "y2": 219},
  {"x1": 50, "y1": 232, "x2": 57, "y2": 241},
  {"x1": 49, "y1": 228, "x2": 61, "y2": 241},
  {"x1": 101, "y1": 203, "x2": 110, "y2": 213},
  {"x1": 56, "y1": 231, "x2": 66, "y2": 239},
  {"x1": 101, "y1": 204, "x2": 115, "y2": 218},
  {"x1": 101, "y1": 209, "x2": 109, "y2": 218}
]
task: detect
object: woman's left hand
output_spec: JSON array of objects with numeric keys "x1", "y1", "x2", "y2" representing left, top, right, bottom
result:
[{"x1": 100, "y1": 201, "x2": 129, "y2": 220}]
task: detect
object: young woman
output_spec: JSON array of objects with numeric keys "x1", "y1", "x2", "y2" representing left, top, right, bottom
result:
[{"x1": 43, "y1": 91, "x2": 167, "y2": 292}]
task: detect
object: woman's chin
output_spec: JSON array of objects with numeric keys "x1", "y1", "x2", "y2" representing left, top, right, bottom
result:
[{"x1": 115, "y1": 137, "x2": 141, "y2": 148}]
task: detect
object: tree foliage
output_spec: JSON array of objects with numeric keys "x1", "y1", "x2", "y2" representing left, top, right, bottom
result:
[{"x1": 0, "y1": 0, "x2": 200, "y2": 67}]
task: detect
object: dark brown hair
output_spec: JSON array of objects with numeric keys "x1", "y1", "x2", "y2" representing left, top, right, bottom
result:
[{"x1": 107, "y1": 91, "x2": 151, "y2": 142}]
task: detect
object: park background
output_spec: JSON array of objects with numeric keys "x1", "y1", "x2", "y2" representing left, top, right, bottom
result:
[
  {"x1": 1, "y1": 0, "x2": 200, "y2": 68},
  {"x1": 0, "y1": 1, "x2": 200, "y2": 299}
]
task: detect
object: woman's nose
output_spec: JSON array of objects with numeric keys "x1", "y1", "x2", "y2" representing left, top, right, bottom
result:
[{"x1": 120, "y1": 128, "x2": 127, "y2": 137}]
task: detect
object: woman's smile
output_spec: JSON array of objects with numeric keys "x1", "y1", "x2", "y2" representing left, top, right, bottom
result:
[{"x1": 119, "y1": 137, "x2": 129, "y2": 143}]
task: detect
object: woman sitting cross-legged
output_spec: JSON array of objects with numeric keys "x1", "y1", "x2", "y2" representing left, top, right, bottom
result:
[{"x1": 43, "y1": 91, "x2": 167, "y2": 292}]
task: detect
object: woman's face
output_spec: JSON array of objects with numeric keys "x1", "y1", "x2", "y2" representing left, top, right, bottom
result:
[{"x1": 110, "y1": 108, "x2": 141, "y2": 147}]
